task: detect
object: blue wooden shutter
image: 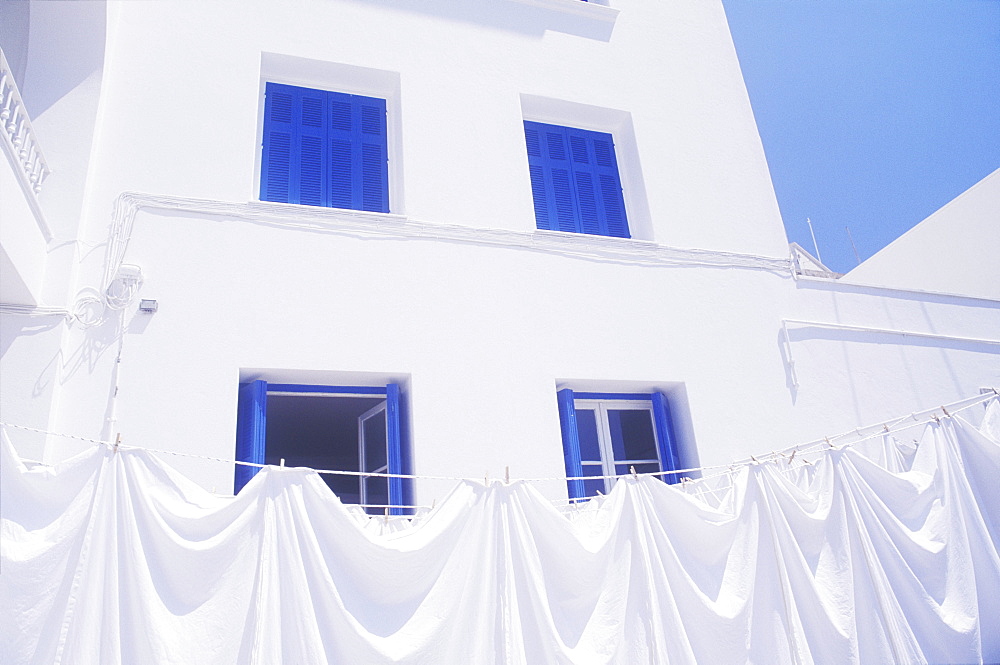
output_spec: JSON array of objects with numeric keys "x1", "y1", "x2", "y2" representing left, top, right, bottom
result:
[
  {"x1": 235, "y1": 380, "x2": 267, "y2": 493},
  {"x1": 296, "y1": 87, "x2": 327, "y2": 207},
  {"x1": 358, "y1": 97, "x2": 389, "y2": 213},
  {"x1": 651, "y1": 391, "x2": 681, "y2": 484},
  {"x1": 385, "y1": 383, "x2": 406, "y2": 514},
  {"x1": 262, "y1": 83, "x2": 388, "y2": 212},
  {"x1": 523, "y1": 121, "x2": 629, "y2": 238},
  {"x1": 261, "y1": 84, "x2": 294, "y2": 203},
  {"x1": 556, "y1": 388, "x2": 586, "y2": 500}
]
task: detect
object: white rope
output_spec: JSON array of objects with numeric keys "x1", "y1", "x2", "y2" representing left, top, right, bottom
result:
[{"x1": 2, "y1": 391, "x2": 995, "y2": 486}]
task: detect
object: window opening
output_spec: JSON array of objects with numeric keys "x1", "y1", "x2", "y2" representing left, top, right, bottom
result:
[
  {"x1": 260, "y1": 82, "x2": 389, "y2": 212},
  {"x1": 524, "y1": 121, "x2": 629, "y2": 238},
  {"x1": 557, "y1": 389, "x2": 680, "y2": 500},
  {"x1": 235, "y1": 381, "x2": 408, "y2": 514}
]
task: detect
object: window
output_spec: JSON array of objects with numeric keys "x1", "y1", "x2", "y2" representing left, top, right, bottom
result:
[
  {"x1": 556, "y1": 389, "x2": 680, "y2": 500},
  {"x1": 524, "y1": 121, "x2": 629, "y2": 238},
  {"x1": 260, "y1": 82, "x2": 389, "y2": 212},
  {"x1": 234, "y1": 381, "x2": 410, "y2": 514}
]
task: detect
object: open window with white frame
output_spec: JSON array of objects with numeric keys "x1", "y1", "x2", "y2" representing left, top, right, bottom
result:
[
  {"x1": 234, "y1": 381, "x2": 411, "y2": 514},
  {"x1": 556, "y1": 389, "x2": 681, "y2": 500}
]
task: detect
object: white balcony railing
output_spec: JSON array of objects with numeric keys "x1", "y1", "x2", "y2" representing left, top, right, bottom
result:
[{"x1": 1, "y1": 47, "x2": 50, "y2": 196}]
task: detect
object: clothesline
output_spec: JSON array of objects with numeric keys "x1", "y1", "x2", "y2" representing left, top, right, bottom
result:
[
  {"x1": 6, "y1": 395, "x2": 998, "y2": 663},
  {"x1": 2, "y1": 390, "x2": 994, "y2": 488}
]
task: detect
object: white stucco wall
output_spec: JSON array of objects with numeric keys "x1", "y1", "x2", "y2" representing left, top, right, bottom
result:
[
  {"x1": 36, "y1": 197, "x2": 1000, "y2": 503},
  {"x1": 2, "y1": 0, "x2": 998, "y2": 506},
  {"x1": 842, "y1": 168, "x2": 1000, "y2": 301}
]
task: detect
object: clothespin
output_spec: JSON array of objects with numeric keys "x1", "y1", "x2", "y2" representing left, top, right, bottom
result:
[
  {"x1": 113, "y1": 433, "x2": 121, "y2": 455},
  {"x1": 824, "y1": 436, "x2": 833, "y2": 449},
  {"x1": 750, "y1": 455, "x2": 758, "y2": 464},
  {"x1": 788, "y1": 450, "x2": 797, "y2": 465},
  {"x1": 630, "y1": 465, "x2": 638, "y2": 478},
  {"x1": 931, "y1": 413, "x2": 941, "y2": 424},
  {"x1": 504, "y1": 466, "x2": 510, "y2": 485},
  {"x1": 280, "y1": 458, "x2": 285, "y2": 467},
  {"x1": 384, "y1": 507, "x2": 389, "y2": 525},
  {"x1": 940, "y1": 406, "x2": 950, "y2": 418},
  {"x1": 430, "y1": 498, "x2": 436, "y2": 511},
  {"x1": 883, "y1": 424, "x2": 890, "y2": 433}
]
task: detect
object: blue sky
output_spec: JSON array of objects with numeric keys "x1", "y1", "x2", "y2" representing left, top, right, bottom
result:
[{"x1": 721, "y1": 1, "x2": 1000, "y2": 274}]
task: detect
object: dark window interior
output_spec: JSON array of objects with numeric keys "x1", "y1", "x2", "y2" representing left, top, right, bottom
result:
[{"x1": 265, "y1": 394, "x2": 384, "y2": 503}]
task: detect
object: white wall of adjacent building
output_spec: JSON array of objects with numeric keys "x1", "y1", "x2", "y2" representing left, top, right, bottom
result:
[
  {"x1": 1, "y1": 0, "x2": 997, "y2": 504},
  {"x1": 842, "y1": 168, "x2": 1000, "y2": 301}
]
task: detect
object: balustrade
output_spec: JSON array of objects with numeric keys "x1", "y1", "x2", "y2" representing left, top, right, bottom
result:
[{"x1": 0, "y1": 48, "x2": 50, "y2": 196}]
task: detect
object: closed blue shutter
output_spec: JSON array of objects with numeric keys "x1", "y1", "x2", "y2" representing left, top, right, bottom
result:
[
  {"x1": 297, "y1": 89, "x2": 326, "y2": 207},
  {"x1": 261, "y1": 86, "x2": 293, "y2": 203},
  {"x1": 651, "y1": 391, "x2": 681, "y2": 484},
  {"x1": 235, "y1": 380, "x2": 268, "y2": 492},
  {"x1": 261, "y1": 83, "x2": 388, "y2": 213},
  {"x1": 556, "y1": 388, "x2": 586, "y2": 500},
  {"x1": 523, "y1": 121, "x2": 629, "y2": 238},
  {"x1": 385, "y1": 383, "x2": 406, "y2": 514},
  {"x1": 359, "y1": 99, "x2": 389, "y2": 212}
]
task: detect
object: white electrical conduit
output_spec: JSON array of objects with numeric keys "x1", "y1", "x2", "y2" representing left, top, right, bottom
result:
[{"x1": 780, "y1": 318, "x2": 1000, "y2": 388}]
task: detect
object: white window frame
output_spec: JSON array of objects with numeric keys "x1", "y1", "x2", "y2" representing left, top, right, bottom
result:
[
  {"x1": 574, "y1": 398, "x2": 663, "y2": 494},
  {"x1": 520, "y1": 94, "x2": 652, "y2": 240},
  {"x1": 255, "y1": 52, "x2": 404, "y2": 215}
]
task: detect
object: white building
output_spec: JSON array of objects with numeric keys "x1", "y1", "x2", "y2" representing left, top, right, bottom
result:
[
  {"x1": 4, "y1": 2, "x2": 1000, "y2": 662},
  {"x1": 2, "y1": 0, "x2": 998, "y2": 508}
]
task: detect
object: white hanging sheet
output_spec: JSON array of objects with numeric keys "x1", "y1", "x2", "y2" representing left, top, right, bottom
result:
[{"x1": 2, "y1": 413, "x2": 999, "y2": 665}]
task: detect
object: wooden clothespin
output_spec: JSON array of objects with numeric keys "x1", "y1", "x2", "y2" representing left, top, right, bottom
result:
[
  {"x1": 940, "y1": 406, "x2": 950, "y2": 418},
  {"x1": 504, "y1": 466, "x2": 510, "y2": 485},
  {"x1": 630, "y1": 465, "x2": 638, "y2": 479},
  {"x1": 788, "y1": 450, "x2": 797, "y2": 465},
  {"x1": 883, "y1": 424, "x2": 890, "y2": 433},
  {"x1": 113, "y1": 433, "x2": 121, "y2": 455},
  {"x1": 931, "y1": 412, "x2": 941, "y2": 424}
]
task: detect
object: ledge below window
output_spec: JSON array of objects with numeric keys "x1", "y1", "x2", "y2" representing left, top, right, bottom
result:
[{"x1": 505, "y1": 0, "x2": 620, "y2": 24}]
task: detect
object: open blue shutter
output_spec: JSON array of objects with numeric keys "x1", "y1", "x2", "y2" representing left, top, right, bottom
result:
[
  {"x1": 385, "y1": 383, "x2": 405, "y2": 514},
  {"x1": 557, "y1": 388, "x2": 586, "y2": 500},
  {"x1": 235, "y1": 380, "x2": 267, "y2": 493},
  {"x1": 651, "y1": 391, "x2": 681, "y2": 484}
]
